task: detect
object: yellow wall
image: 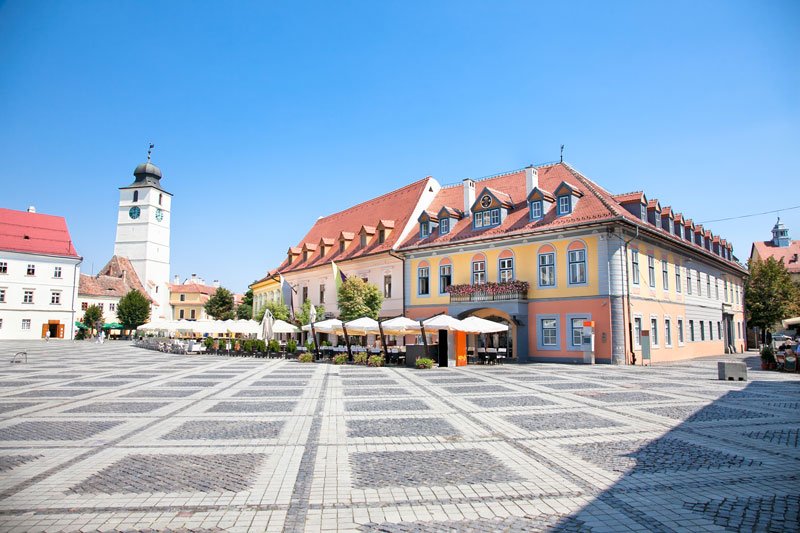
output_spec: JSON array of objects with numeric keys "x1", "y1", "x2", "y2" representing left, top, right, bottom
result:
[{"x1": 408, "y1": 235, "x2": 600, "y2": 305}]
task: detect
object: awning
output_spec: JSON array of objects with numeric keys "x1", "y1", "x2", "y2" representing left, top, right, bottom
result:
[{"x1": 459, "y1": 316, "x2": 509, "y2": 334}]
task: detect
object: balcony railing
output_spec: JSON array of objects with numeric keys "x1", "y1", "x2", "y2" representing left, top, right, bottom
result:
[{"x1": 446, "y1": 281, "x2": 529, "y2": 303}]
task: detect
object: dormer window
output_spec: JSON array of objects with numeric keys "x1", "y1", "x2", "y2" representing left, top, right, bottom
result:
[
  {"x1": 360, "y1": 234, "x2": 367, "y2": 247},
  {"x1": 420, "y1": 222, "x2": 430, "y2": 238},
  {"x1": 473, "y1": 208, "x2": 500, "y2": 229},
  {"x1": 320, "y1": 247, "x2": 326, "y2": 257},
  {"x1": 530, "y1": 200, "x2": 543, "y2": 220},
  {"x1": 440, "y1": 217, "x2": 450, "y2": 235},
  {"x1": 303, "y1": 251, "x2": 308, "y2": 262},
  {"x1": 339, "y1": 241, "x2": 345, "y2": 253},
  {"x1": 558, "y1": 196, "x2": 571, "y2": 215},
  {"x1": 378, "y1": 229, "x2": 386, "y2": 243},
  {"x1": 553, "y1": 182, "x2": 583, "y2": 217},
  {"x1": 288, "y1": 255, "x2": 293, "y2": 265},
  {"x1": 640, "y1": 204, "x2": 647, "y2": 221}
]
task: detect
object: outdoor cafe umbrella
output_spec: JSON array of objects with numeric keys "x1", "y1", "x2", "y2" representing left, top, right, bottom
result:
[
  {"x1": 459, "y1": 316, "x2": 509, "y2": 334},
  {"x1": 423, "y1": 314, "x2": 467, "y2": 332},
  {"x1": 272, "y1": 319, "x2": 300, "y2": 334},
  {"x1": 343, "y1": 317, "x2": 380, "y2": 334},
  {"x1": 379, "y1": 316, "x2": 422, "y2": 335},
  {"x1": 301, "y1": 318, "x2": 342, "y2": 333},
  {"x1": 260, "y1": 308, "x2": 274, "y2": 341}
]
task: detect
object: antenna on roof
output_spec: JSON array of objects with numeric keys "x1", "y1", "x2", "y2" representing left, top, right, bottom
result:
[
  {"x1": 147, "y1": 143, "x2": 155, "y2": 162},
  {"x1": 560, "y1": 144, "x2": 565, "y2": 163}
]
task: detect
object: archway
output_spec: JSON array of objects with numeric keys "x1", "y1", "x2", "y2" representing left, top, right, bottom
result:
[{"x1": 456, "y1": 307, "x2": 516, "y2": 362}]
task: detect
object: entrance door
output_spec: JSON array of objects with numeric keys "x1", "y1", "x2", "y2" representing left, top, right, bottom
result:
[{"x1": 438, "y1": 329, "x2": 448, "y2": 367}]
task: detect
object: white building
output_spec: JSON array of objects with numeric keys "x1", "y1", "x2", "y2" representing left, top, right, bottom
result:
[
  {"x1": 0, "y1": 207, "x2": 82, "y2": 339},
  {"x1": 112, "y1": 151, "x2": 173, "y2": 319}
]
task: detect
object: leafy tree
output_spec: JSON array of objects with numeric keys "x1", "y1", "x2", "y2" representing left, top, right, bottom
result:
[
  {"x1": 205, "y1": 287, "x2": 235, "y2": 320},
  {"x1": 236, "y1": 304, "x2": 252, "y2": 320},
  {"x1": 745, "y1": 257, "x2": 800, "y2": 342},
  {"x1": 82, "y1": 304, "x2": 104, "y2": 337},
  {"x1": 337, "y1": 277, "x2": 383, "y2": 320},
  {"x1": 255, "y1": 300, "x2": 290, "y2": 322},
  {"x1": 296, "y1": 298, "x2": 325, "y2": 325},
  {"x1": 117, "y1": 289, "x2": 150, "y2": 332}
]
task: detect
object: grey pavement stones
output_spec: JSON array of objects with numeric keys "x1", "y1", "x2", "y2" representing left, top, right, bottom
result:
[
  {"x1": 346, "y1": 417, "x2": 460, "y2": 438},
  {"x1": 205, "y1": 400, "x2": 296, "y2": 413},
  {"x1": 1, "y1": 340, "x2": 799, "y2": 533},
  {"x1": 0, "y1": 380, "x2": 40, "y2": 387},
  {"x1": 507, "y1": 411, "x2": 623, "y2": 431},
  {"x1": 350, "y1": 449, "x2": 521, "y2": 488},
  {"x1": 161, "y1": 420, "x2": 285, "y2": 440},
  {"x1": 67, "y1": 453, "x2": 266, "y2": 494},
  {"x1": 64, "y1": 402, "x2": 169, "y2": 414},
  {"x1": 0, "y1": 420, "x2": 122, "y2": 441}
]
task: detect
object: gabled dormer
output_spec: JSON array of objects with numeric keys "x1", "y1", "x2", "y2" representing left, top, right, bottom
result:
[
  {"x1": 318, "y1": 237, "x2": 334, "y2": 258},
  {"x1": 527, "y1": 187, "x2": 555, "y2": 221},
  {"x1": 376, "y1": 219, "x2": 395, "y2": 244},
  {"x1": 684, "y1": 219, "x2": 695, "y2": 243},
  {"x1": 418, "y1": 211, "x2": 439, "y2": 238},
  {"x1": 704, "y1": 230, "x2": 713, "y2": 251},
  {"x1": 470, "y1": 187, "x2": 512, "y2": 230},
  {"x1": 693, "y1": 224, "x2": 704, "y2": 246},
  {"x1": 287, "y1": 246, "x2": 301, "y2": 265},
  {"x1": 359, "y1": 225, "x2": 376, "y2": 248},
  {"x1": 646, "y1": 199, "x2": 661, "y2": 226},
  {"x1": 553, "y1": 182, "x2": 584, "y2": 216},
  {"x1": 726, "y1": 242, "x2": 733, "y2": 260},
  {"x1": 436, "y1": 206, "x2": 462, "y2": 235},
  {"x1": 301, "y1": 242, "x2": 317, "y2": 262},
  {"x1": 713, "y1": 236, "x2": 721, "y2": 256},
  {"x1": 338, "y1": 231, "x2": 355, "y2": 254},
  {"x1": 673, "y1": 213, "x2": 684, "y2": 239},
  {"x1": 659, "y1": 206, "x2": 674, "y2": 234},
  {"x1": 614, "y1": 191, "x2": 647, "y2": 221}
]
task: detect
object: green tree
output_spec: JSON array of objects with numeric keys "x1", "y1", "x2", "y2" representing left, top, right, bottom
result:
[
  {"x1": 255, "y1": 300, "x2": 290, "y2": 322},
  {"x1": 745, "y1": 257, "x2": 800, "y2": 342},
  {"x1": 296, "y1": 298, "x2": 325, "y2": 325},
  {"x1": 236, "y1": 288, "x2": 254, "y2": 320},
  {"x1": 337, "y1": 276, "x2": 383, "y2": 320},
  {"x1": 205, "y1": 287, "x2": 235, "y2": 320},
  {"x1": 117, "y1": 289, "x2": 150, "y2": 333},
  {"x1": 82, "y1": 304, "x2": 104, "y2": 337}
]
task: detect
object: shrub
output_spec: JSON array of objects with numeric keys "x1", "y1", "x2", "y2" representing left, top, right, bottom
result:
[
  {"x1": 299, "y1": 353, "x2": 314, "y2": 363},
  {"x1": 306, "y1": 339, "x2": 315, "y2": 352},
  {"x1": 267, "y1": 339, "x2": 280, "y2": 353},
  {"x1": 367, "y1": 355, "x2": 384, "y2": 367},
  {"x1": 203, "y1": 337, "x2": 215, "y2": 349},
  {"x1": 333, "y1": 354, "x2": 348, "y2": 365},
  {"x1": 415, "y1": 357, "x2": 435, "y2": 369},
  {"x1": 760, "y1": 345, "x2": 776, "y2": 363},
  {"x1": 353, "y1": 353, "x2": 368, "y2": 365},
  {"x1": 287, "y1": 339, "x2": 298, "y2": 353}
]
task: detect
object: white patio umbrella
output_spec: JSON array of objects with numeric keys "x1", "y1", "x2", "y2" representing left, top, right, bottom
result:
[
  {"x1": 260, "y1": 309, "x2": 274, "y2": 340},
  {"x1": 272, "y1": 320, "x2": 300, "y2": 334},
  {"x1": 379, "y1": 316, "x2": 423, "y2": 335},
  {"x1": 235, "y1": 319, "x2": 261, "y2": 335},
  {"x1": 423, "y1": 314, "x2": 467, "y2": 332},
  {"x1": 302, "y1": 318, "x2": 343, "y2": 333},
  {"x1": 191, "y1": 321, "x2": 225, "y2": 335},
  {"x1": 343, "y1": 317, "x2": 380, "y2": 334},
  {"x1": 460, "y1": 316, "x2": 509, "y2": 334}
]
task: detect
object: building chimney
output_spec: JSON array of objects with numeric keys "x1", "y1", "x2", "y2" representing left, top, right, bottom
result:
[
  {"x1": 463, "y1": 179, "x2": 476, "y2": 215},
  {"x1": 191, "y1": 273, "x2": 196, "y2": 279},
  {"x1": 212, "y1": 280, "x2": 220, "y2": 288},
  {"x1": 525, "y1": 166, "x2": 538, "y2": 196},
  {"x1": 27, "y1": 205, "x2": 36, "y2": 213},
  {"x1": 173, "y1": 274, "x2": 180, "y2": 284}
]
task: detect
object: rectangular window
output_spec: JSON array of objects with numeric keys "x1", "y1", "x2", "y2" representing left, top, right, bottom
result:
[
  {"x1": 418, "y1": 267, "x2": 429, "y2": 295},
  {"x1": 339, "y1": 241, "x2": 345, "y2": 253},
  {"x1": 98, "y1": 303, "x2": 103, "y2": 311},
  {"x1": 472, "y1": 261, "x2": 486, "y2": 285},
  {"x1": 50, "y1": 291, "x2": 61, "y2": 305},
  {"x1": 21, "y1": 319, "x2": 31, "y2": 330},
  {"x1": 724, "y1": 280, "x2": 728, "y2": 302},
  {"x1": 54, "y1": 266, "x2": 62, "y2": 278},
  {"x1": 558, "y1": 196, "x2": 571, "y2": 214},
  {"x1": 0, "y1": 289, "x2": 4, "y2": 303},
  {"x1": 648, "y1": 256, "x2": 656, "y2": 287},
  {"x1": 687, "y1": 270, "x2": 692, "y2": 294},
  {"x1": 439, "y1": 218, "x2": 449, "y2": 234},
  {"x1": 530, "y1": 201, "x2": 542, "y2": 219},
  {"x1": 491, "y1": 209, "x2": 500, "y2": 225},
  {"x1": 708, "y1": 321, "x2": 713, "y2": 340},
  {"x1": 631, "y1": 250, "x2": 640, "y2": 285},
  {"x1": 700, "y1": 321, "x2": 705, "y2": 341},
  {"x1": 707, "y1": 277, "x2": 711, "y2": 298},
  {"x1": 499, "y1": 258, "x2": 514, "y2": 282},
  {"x1": 109, "y1": 303, "x2": 116, "y2": 311},
  {"x1": 0, "y1": 318, "x2": 2, "y2": 329},
  {"x1": 23, "y1": 290, "x2": 33, "y2": 304},
  {"x1": 718, "y1": 321, "x2": 722, "y2": 340},
  {"x1": 0, "y1": 261, "x2": 6, "y2": 274},
  {"x1": 190, "y1": 309, "x2": 196, "y2": 319},
  {"x1": 737, "y1": 322, "x2": 741, "y2": 339},
  {"x1": 665, "y1": 318, "x2": 672, "y2": 346},
  {"x1": 541, "y1": 318, "x2": 557, "y2": 346},
  {"x1": 568, "y1": 249, "x2": 586, "y2": 285},
  {"x1": 360, "y1": 234, "x2": 367, "y2": 247},
  {"x1": 179, "y1": 309, "x2": 185, "y2": 319},
  {"x1": 378, "y1": 229, "x2": 386, "y2": 243},
  {"x1": 301, "y1": 286, "x2": 308, "y2": 303},
  {"x1": 697, "y1": 273, "x2": 702, "y2": 295},
  {"x1": 319, "y1": 283, "x2": 326, "y2": 304},
  {"x1": 81, "y1": 301, "x2": 88, "y2": 311},
  {"x1": 715, "y1": 281, "x2": 719, "y2": 300},
  {"x1": 662, "y1": 260, "x2": 669, "y2": 290},
  {"x1": 634, "y1": 317, "x2": 642, "y2": 347},
  {"x1": 651, "y1": 317, "x2": 659, "y2": 346},
  {"x1": 320, "y1": 246, "x2": 326, "y2": 257},
  {"x1": 678, "y1": 318, "x2": 684, "y2": 344},
  {"x1": 383, "y1": 275, "x2": 392, "y2": 298},
  {"x1": 538, "y1": 253, "x2": 555, "y2": 287},
  {"x1": 439, "y1": 265, "x2": 451, "y2": 294},
  {"x1": 420, "y1": 223, "x2": 429, "y2": 238},
  {"x1": 571, "y1": 318, "x2": 585, "y2": 347},
  {"x1": 676, "y1": 266, "x2": 681, "y2": 293},
  {"x1": 27, "y1": 264, "x2": 35, "y2": 276},
  {"x1": 180, "y1": 294, "x2": 186, "y2": 302}
]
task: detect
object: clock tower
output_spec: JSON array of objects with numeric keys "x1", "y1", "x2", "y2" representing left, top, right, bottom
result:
[{"x1": 113, "y1": 148, "x2": 172, "y2": 318}]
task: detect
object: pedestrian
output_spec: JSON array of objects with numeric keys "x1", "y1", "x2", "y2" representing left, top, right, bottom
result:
[{"x1": 45, "y1": 330, "x2": 50, "y2": 342}]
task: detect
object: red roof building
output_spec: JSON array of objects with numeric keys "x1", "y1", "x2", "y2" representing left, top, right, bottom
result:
[
  {"x1": 750, "y1": 218, "x2": 800, "y2": 279},
  {"x1": 0, "y1": 207, "x2": 79, "y2": 258}
]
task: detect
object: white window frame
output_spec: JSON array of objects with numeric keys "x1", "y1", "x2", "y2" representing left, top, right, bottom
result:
[
  {"x1": 50, "y1": 291, "x2": 61, "y2": 305},
  {"x1": 54, "y1": 266, "x2": 62, "y2": 278},
  {"x1": 558, "y1": 195, "x2": 571, "y2": 215},
  {"x1": 472, "y1": 260, "x2": 486, "y2": 285},
  {"x1": 568, "y1": 249, "x2": 587, "y2": 285},
  {"x1": 541, "y1": 318, "x2": 558, "y2": 346},
  {"x1": 677, "y1": 317, "x2": 685, "y2": 345},
  {"x1": 499, "y1": 258, "x2": 514, "y2": 282},
  {"x1": 650, "y1": 316, "x2": 659, "y2": 347},
  {"x1": 634, "y1": 316, "x2": 642, "y2": 348},
  {"x1": 23, "y1": 290, "x2": 34, "y2": 304},
  {"x1": 664, "y1": 317, "x2": 672, "y2": 347},
  {"x1": 21, "y1": 319, "x2": 31, "y2": 330}
]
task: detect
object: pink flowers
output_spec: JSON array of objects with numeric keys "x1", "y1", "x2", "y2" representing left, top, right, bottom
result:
[{"x1": 446, "y1": 280, "x2": 529, "y2": 296}]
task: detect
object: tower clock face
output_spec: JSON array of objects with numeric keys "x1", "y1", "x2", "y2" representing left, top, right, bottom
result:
[
  {"x1": 155, "y1": 208, "x2": 163, "y2": 222},
  {"x1": 128, "y1": 206, "x2": 141, "y2": 219},
  {"x1": 480, "y1": 195, "x2": 492, "y2": 208}
]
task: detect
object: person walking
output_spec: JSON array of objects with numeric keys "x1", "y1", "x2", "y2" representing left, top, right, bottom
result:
[{"x1": 45, "y1": 330, "x2": 50, "y2": 342}]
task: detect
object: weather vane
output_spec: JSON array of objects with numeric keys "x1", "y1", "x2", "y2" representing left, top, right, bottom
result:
[
  {"x1": 147, "y1": 143, "x2": 155, "y2": 162},
  {"x1": 560, "y1": 144, "x2": 565, "y2": 163}
]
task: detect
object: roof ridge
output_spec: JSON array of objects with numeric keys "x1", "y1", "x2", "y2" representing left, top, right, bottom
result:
[
  {"x1": 561, "y1": 163, "x2": 623, "y2": 218},
  {"x1": 439, "y1": 161, "x2": 561, "y2": 189},
  {"x1": 316, "y1": 177, "x2": 431, "y2": 221}
]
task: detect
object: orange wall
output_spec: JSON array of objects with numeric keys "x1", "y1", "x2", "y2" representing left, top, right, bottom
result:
[{"x1": 528, "y1": 297, "x2": 612, "y2": 362}]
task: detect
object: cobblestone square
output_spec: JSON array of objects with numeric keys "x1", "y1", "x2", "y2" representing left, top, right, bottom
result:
[{"x1": 0, "y1": 341, "x2": 798, "y2": 532}]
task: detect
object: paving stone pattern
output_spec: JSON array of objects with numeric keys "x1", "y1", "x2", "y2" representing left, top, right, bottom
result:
[{"x1": 0, "y1": 340, "x2": 798, "y2": 532}]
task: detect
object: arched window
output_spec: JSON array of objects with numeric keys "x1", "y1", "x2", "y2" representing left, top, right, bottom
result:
[
  {"x1": 133, "y1": 190, "x2": 138, "y2": 202},
  {"x1": 159, "y1": 193, "x2": 163, "y2": 205},
  {"x1": 498, "y1": 250, "x2": 514, "y2": 282},
  {"x1": 567, "y1": 240, "x2": 587, "y2": 285},
  {"x1": 471, "y1": 253, "x2": 486, "y2": 285},
  {"x1": 537, "y1": 244, "x2": 556, "y2": 288},
  {"x1": 438, "y1": 258, "x2": 452, "y2": 294},
  {"x1": 417, "y1": 261, "x2": 430, "y2": 295}
]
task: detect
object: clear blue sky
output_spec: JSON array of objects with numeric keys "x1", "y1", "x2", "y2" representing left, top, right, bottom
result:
[{"x1": 1, "y1": 0, "x2": 798, "y2": 293}]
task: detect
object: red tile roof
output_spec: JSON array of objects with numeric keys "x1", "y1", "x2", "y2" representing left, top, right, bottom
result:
[
  {"x1": 0, "y1": 208, "x2": 79, "y2": 258},
  {"x1": 169, "y1": 283, "x2": 217, "y2": 295},
  {"x1": 398, "y1": 162, "x2": 745, "y2": 272},
  {"x1": 277, "y1": 177, "x2": 432, "y2": 274},
  {"x1": 79, "y1": 256, "x2": 153, "y2": 302},
  {"x1": 752, "y1": 240, "x2": 800, "y2": 273}
]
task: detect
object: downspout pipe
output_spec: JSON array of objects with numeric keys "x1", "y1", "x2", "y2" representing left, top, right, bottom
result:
[{"x1": 622, "y1": 226, "x2": 639, "y2": 365}]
